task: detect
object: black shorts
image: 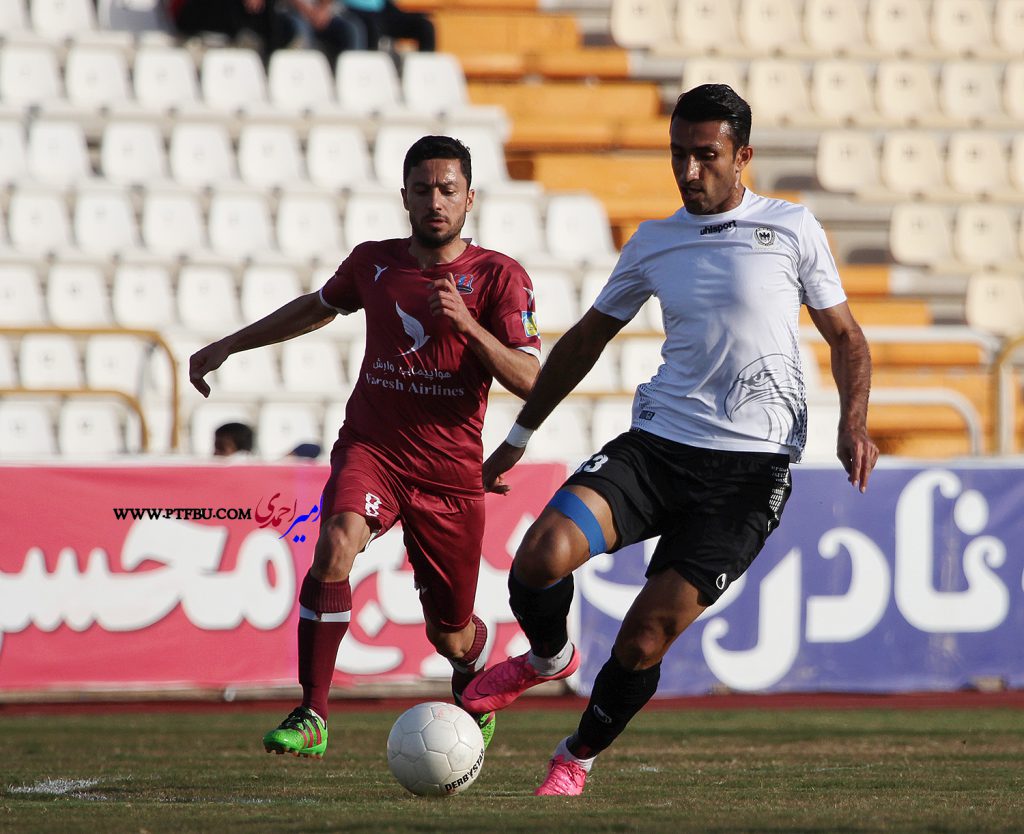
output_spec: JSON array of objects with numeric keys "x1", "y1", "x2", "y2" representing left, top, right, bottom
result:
[{"x1": 563, "y1": 429, "x2": 792, "y2": 605}]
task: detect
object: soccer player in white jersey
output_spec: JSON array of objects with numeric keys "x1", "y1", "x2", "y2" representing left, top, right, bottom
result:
[{"x1": 460, "y1": 84, "x2": 879, "y2": 795}]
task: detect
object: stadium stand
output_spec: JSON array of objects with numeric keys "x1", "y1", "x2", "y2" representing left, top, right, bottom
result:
[{"x1": 2, "y1": 0, "x2": 1024, "y2": 461}]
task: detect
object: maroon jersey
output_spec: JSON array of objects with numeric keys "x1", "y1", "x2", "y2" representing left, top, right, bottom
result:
[{"x1": 319, "y1": 239, "x2": 540, "y2": 496}]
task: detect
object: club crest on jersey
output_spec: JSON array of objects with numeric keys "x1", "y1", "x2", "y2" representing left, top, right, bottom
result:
[
  {"x1": 521, "y1": 311, "x2": 538, "y2": 337},
  {"x1": 454, "y1": 274, "x2": 475, "y2": 294},
  {"x1": 754, "y1": 227, "x2": 777, "y2": 248}
]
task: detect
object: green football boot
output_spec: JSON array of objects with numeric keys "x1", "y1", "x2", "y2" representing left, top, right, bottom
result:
[
  {"x1": 477, "y1": 711, "x2": 496, "y2": 751},
  {"x1": 262, "y1": 706, "x2": 328, "y2": 758}
]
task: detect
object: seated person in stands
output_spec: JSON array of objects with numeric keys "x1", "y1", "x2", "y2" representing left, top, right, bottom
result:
[
  {"x1": 167, "y1": 0, "x2": 297, "y2": 57},
  {"x1": 343, "y1": 0, "x2": 435, "y2": 52},
  {"x1": 287, "y1": 0, "x2": 368, "y2": 63},
  {"x1": 213, "y1": 422, "x2": 256, "y2": 457}
]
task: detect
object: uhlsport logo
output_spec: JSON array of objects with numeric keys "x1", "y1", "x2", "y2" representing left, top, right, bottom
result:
[{"x1": 700, "y1": 220, "x2": 736, "y2": 236}]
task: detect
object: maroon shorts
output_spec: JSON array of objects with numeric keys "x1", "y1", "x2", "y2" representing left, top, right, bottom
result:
[{"x1": 321, "y1": 441, "x2": 485, "y2": 632}]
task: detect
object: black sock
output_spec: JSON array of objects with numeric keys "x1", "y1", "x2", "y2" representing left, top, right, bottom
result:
[
  {"x1": 568, "y1": 654, "x2": 661, "y2": 758},
  {"x1": 508, "y1": 569, "x2": 574, "y2": 658}
]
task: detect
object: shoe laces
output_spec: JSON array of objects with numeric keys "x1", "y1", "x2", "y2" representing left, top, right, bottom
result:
[
  {"x1": 491, "y1": 653, "x2": 536, "y2": 686},
  {"x1": 543, "y1": 755, "x2": 587, "y2": 793},
  {"x1": 281, "y1": 707, "x2": 320, "y2": 731}
]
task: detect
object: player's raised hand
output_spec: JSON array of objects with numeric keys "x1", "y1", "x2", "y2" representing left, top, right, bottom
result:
[
  {"x1": 837, "y1": 426, "x2": 879, "y2": 493},
  {"x1": 428, "y1": 273, "x2": 474, "y2": 334},
  {"x1": 189, "y1": 341, "x2": 231, "y2": 398},
  {"x1": 483, "y1": 442, "x2": 526, "y2": 494}
]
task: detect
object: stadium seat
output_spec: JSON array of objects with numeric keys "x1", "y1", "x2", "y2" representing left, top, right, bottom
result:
[
  {"x1": 1010, "y1": 134, "x2": 1024, "y2": 192},
  {"x1": 400, "y1": 52, "x2": 470, "y2": 118},
  {"x1": 815, "y1": 130, "x2": 882, "y2": 196},
  {"x1": 336, "y1": 51, "x2": 406, "y2": 118},
  {"x1": 132, "y1": 46, "x2": 204, "y2": 115},
  {"x1": 610, "y1": 0, "x2": 674, "y2": 50},
  {"x1": 545, "y1": 194, "x2": 616, "y2": 265},
  {"x1": 580, "y1": 267, "x2": 659, "y2": 334},
  {"x1": 879, "y1": 131, "x2": 951, "y2": 199},
  {"x1": 27, "y1": 120, "x2": 93, "y2": 188},
  {"x1": 46, "y1": 261, "x2": 111, "y2": 327},
  {"x1": 343, "y1": 189, "x2": 408, "y2": 245},
  {"x1": 522, "y1": 400, "x2": 593, "y2": 464},
  {"x1": 267, "y1": 48, "x2": 339, "y2": 115},
  {"x1": 939, "y1": 62, "x2": 1006, "y2": 126},
  {"x1": 953, "y1": 204, "x2": 1020, "y2": 270},
  {"x1": 0, "y1": 337, "x2": 15, "y2": 387},
  {"x1": 111, "y1": 262, "x2": 176, "y2": 329},
  {"x1": 803, "y1": 0, "x2": 874, "y2": 57},
  {"x1": 206, "y1": 187, "x2": 275, "y2": 258},
  {"x1": 889, "y1": 203, "x2": 954, "y2": 268},
  {"x1": 168, "y1": 122, "x2": 236, "y2": 187},
  {"x1": 240, "y1": 263, "x2": 303, "y2": 322},
  {"x1": 574, "y1": 342, "x2": 621, "y2": 393},
  {"x1": 19, "y1": 333, "x2": 83, "y2": 388},
  {"x1": 100, "y1": 121, "x2": 168, "y2": 186},
  {"x1": 1005, "y1": 61, "x2": 1024, "y2": 122},
  {"x1": 867, "y1": 0, "x2": 936, "y2": 58},
  {"x1": 0, "y1": 44, "x2": 63, "y2": 116},
  {"x1": 7, "y1": 187, "x2": 73, "y2": 257},
  {"x1": 237, "y1": 123, "x2": 306, "y2": 188},
  {"x1": 305, "y1": 124, "x2": 374, "y2": 190},
  {"x1": 738, "y1": 0, "x2": 809, "y2": 57},
  {"x1": 875, "y1": 60, "x2": 945, "y2": 127},
  {"x1": 680, "y1": 58, "x2": 746, "y2": 94},
  {"x1": 276, "y1": 190, "x2": 345, "y2": 263},
  {"x1": 810, "y1": 61, "x2": 882, "y2": 126},
  {"x1": 591, "y1": 396, "x2": 633, "y2": 448},
  {"x1": 30, "y1": 0, "x2": 97, "y2": 39},
  {"x1": 64, "y1": 44, "x2": 133, "y2": 112},
  {"x1": 0, "y1": 402, "x2": 57, "y2": 458},
  {"x1": 73, "y1": 185, "x2": 141, "y2": 257},
  {"x1": 58, "y1": 400, "x2": 129, "y2": 457},
  {"x1": 373, "y1": 124, "x2": 438, "y2": 190},
  {"x1": 281, "y1": 338, "x2": 345, "y2": 394},
  {"x1": 140, "y1": 187, "x2": 207, "y2": 259},
  {"x1": 0, "y1": 264, "x2": 46, "y2": 326},
  {"x1": 0, "y1": 0, "x2": 30, "y2": 35},
  {"x1": 188, "y1": 401, "x2": 257, "y2": 456},
  {"x1": 0, "y1": 120, "x2": 27, "y2": 187},
  {"x1": 946, "y1": 133, "x2": 1014, "y2": 199},
  {"x1": 676, "y1": 0, "x2": 741, "y2": 56},
  {"x1": 177, "y1": 264, "x2": 242, "y2": 334},
  {"x1": 747, "y1": 59, "x2": 821, "y2": 126},
  {"x1": 257, "y1": 402, "x2": 321, "y2": 459},
  {"x1": 200, "y1": 48, "x2": 269, "y2": 115},
  {"x1": 965, "y1": 271, "x2": 1024, "y2": 338},
  {"x1": 475, "y1": 192, "x2": 546, "y2": 261},
  {"x1": 619, "y1": 337, "x2": 664, "y2": 390},
  {"x1": 217, "y1": 344, "x2": 280, "y2": 396},
  {"x1": 995, "y1": 0, "x2": 1024, "y2": 57},
  {"x1": 442, "y1": 123, "x2": 512, "y2": 191},
  {"x1": 85, "y1": 334, "x2": 149, "y2": 392},
  {"x1": 529, "y1": 266, "x2": 580, "y2": 334},
  {"x1": 931, "y1": 0, "x2": 997, "y2": 58}
]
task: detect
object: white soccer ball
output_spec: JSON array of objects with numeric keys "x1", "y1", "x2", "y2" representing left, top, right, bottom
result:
[{"x1": 386, "y1": 701, "x2": 485, "y2": 797}]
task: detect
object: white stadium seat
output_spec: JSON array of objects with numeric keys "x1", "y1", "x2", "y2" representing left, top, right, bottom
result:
[
  {"x1": 46, "y1": 261, "x2": 112, "y2": 327},
  {"x1": 100, "y1": 121, "x2": 168, "y2": 186},
  {"x1": 111, "y1": 262, "x2": 176, "y2": 329},
  {"x1": 267, "y1": 49, "x2": 338, "y2": 115},
  {"x1": 177, "y1": 264, "x2": 242, "y2": 334},
  {"x1": 30, "y1": 0, "x2": 98, "y2": 39},
  {"x1": 217, "y1": 345, "x2": 280, "y2": 395},
  {"x1": 476, "y1": 192, "x2": 546, "y2": 261},
  {"x1": 995, "y1": 0, "x2": 1024, "y2": 57},
  {"x1": 879, "y1": 131, "x2": 949, "y2": 198},
  {"x1": 276, "y1": 190, "x2": 344, "y2": 261},
  {"x1": 954, "y1": 204, "x2": 1020, "y2": 269},
  {"x1": 200, "y1": 48, "x2": 269, "y2": 114},
  {"x1": 206, "y1": 188, "x2": 275, "y2": 258},
  {"x1": 401, "y1": 52, "x2": 469, "y2": 117},
  {"x1": 0, "y1": 402, "x2": 57, "y2": 458},
  {"x1": 240, "y1": 264, "x2": 303, "y2": 322},
  {"x1": 811, "y1": 61, "x2": 881, "y2": 126},
  {"x1": 140, "y1": 187, "x2": 207, "y2": 258},
  {"x1": 522, "y1": 401, "x2": 593, "y2": 465},
  {"x1": 7, "y1": 187, "x2": 73, "y2": 257},
  {"x1": 738, "y1": 0, "x2": 806, "y2": 57},
  {"x1": 168, "y1": 122, "x2": 236, "y2": 187},
  {"x1": 746, "y1": 59, "x2": 819, "y2": 126},
  {"x1": 258, "y1": 402, "x2": 321, "y2": 459},
  {"x1": 965, "y1": 272, "x2": 1024, "y2": 338},
  {"x1": 0, "y1": 0, "x2": 29, "y2": 33},
  {"x1": 875, "y1": 60, "x2": 944, "y2": 126},
  {"x1": 803, "y1": 0, "x2": 873, "y2": 57},
  {"x1": 237, "y1": 123, "x2": 305, "y2": 188},
  {"x1": 591, "y1": 397, "x2": 633, "y2": 448},
  {"x1": 343, "y1": 190, "x2": 408, "y2": 247},
  {"x1": 189, "y1": 401, "x2": 257, "y2": 456},
  {"x1": 932, "y1": 0, "x2": 996, "y2": 58},
  {"x1": 0, "y1": 264, "x2": 46, "y2": 326},
  {"x1": 58, "y1": 401, "x2": 129, "y2": 457},
  {"x1": 946, "y1": 133, "x2": 1013, "y2": 199},
  {"x1": 133, "y1": 46, "x2": 202, "y2": 114},
  {"x1": 374, "y1": 124, "x2": 435, "y2": 190},
  {"x1": 680, "y1": 58, "x2": 746, "y2": 95},
  {"x1": 443, "y1": 123, "x2": 510, "y2": 191},
  {"x1": 0, "y1": 44, "x2": 63, "y2": 114},
  {"x1": 545, "y1": 194, "x2": 616, "y2": 265},
  {"x1": 0, "y1": 120, "x2": 27, "y2": 186},
  {"x1": 281, "y1": 339, "x2": 345, "y2": 394},
  {"x1": 528, "y1": 267, "x2": 580, "y2": 334},
  {"x1": 306, "y1": 124, "x2": 374, "y2": 190},
  {"x1": 27, "y1": 120, "x2": 92, "y2": 188},
  {"x1": 85, "y1": 334, "x2": 149, "y2": 392},
  {"x1": 620, "y1": 337, "x2": 665, "y2": 390},
  {"x1": 867, "y1": 0, "x2": 934, "y2": 57},
  {"x1": 0, "y1": 337, "x2": 15, "y2": 387},
  {"x1": 336, "y1": 51, "x2": 405, "y2": 117},
  {"x1": 612, "y1": 0, "x2": 673, "y2": 49},
  {"x1": 676, "y1": 0, "x2": 741, "y2": 55},
  {"x1": 889, "y1": 203, "x2": 954, "y2": 268},
  {"x1": 64, "y1": 44, "x2": 132, "y2": 110},
  {"x1": 815, "y1": 130, "x2": 881, "y2": 196},
  {"x1": 939, "y1": 61, "x2": 1006, "y2": 126},
  {"x1": 73, "y1": 186, "x2": 141, "y2": 257},
  {"x1": 19, "y1": 333, "x2": 83, "y2": 388}
]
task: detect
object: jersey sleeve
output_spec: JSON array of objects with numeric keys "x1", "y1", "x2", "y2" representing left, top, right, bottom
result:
[
  {"x1": 592, "y1": 232, "x2": 650, "y2": 322},
  {"x1": 484, "y1": 260, "x2": 542, "y2": 358},
  {"x1": 318, "y1": 250, "x2": 363, "y2": 314},
  {"x1": 797, "y1": 209, "x2": 847, "y2": 310}
]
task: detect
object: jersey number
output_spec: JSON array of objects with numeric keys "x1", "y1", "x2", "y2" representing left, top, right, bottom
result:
[
  {"x1": 577, "y1": 453, "x2": 609, "y2": 473},
  {"x1": 364, "y1": 492, "x2": 381, "y2": 517}
]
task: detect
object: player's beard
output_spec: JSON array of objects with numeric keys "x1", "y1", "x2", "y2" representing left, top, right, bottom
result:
[{"x1": 410, "y1": 211, "x2": 466, "y2": 250}]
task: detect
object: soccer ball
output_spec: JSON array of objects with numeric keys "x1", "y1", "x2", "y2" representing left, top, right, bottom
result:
[{"x1": 386, "y1": 701, "x2": 485, "y2": 797}]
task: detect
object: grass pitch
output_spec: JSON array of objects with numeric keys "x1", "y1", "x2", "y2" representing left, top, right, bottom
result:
[{"x1": 3, "y1": 704, "x2": 1023, "y2": 833}]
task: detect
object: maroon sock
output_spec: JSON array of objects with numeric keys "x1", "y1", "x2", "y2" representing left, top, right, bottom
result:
[
  {"x1": 297, "y1": 573, "x2": 352, "y2": 722},
  {"x1": 451, "y1": 615, "x2": 488, "y2": 706}
]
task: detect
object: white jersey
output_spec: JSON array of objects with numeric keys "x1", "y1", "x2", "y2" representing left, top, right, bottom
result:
[{"x1": 594, "y1": 189, "x2": 846, "y2": 461}]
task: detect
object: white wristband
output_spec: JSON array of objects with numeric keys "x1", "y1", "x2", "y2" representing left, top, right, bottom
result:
[{"x1": 505, "y1": 422, "x2": 534, "y2": 448}]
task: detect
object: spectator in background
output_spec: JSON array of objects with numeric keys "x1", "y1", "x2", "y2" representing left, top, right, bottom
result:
[
  {"x1": 213, "y1": 422, "x2": 256, "y2": 457},
  {"x1": 344, "y1": 0, "x2": 435, "y2": 52},
  {"x1": 287, "y1": 0, "x2": 368, "y2": 63},
  {"x1": 167, "y1": 0, "x2": 297, "y2": 57}
]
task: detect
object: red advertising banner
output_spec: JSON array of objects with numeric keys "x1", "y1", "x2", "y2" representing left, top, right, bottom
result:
[{"x1": 0, "y1": 463, "x2": 566, "y2": 693}]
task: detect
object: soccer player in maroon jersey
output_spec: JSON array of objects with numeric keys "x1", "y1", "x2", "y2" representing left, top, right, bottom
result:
[{"x1": 189, "y1": 136, "x2": 541, "y2": 757}]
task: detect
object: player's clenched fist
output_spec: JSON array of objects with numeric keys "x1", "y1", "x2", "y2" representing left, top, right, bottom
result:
[
  {"x1": 428, "y1": 273, "x2": 474, "y2": 334},
  {"x1": 189, "y1": 341, "x2": 231, "y2": 398}
]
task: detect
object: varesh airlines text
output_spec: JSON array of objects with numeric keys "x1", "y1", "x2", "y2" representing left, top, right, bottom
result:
[{"x1": 578, "y1": 470, "x2": 1015, "y2": 691}]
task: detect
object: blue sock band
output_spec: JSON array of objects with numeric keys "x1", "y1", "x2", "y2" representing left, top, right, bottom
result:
[{"x1": 547, "y1": 490, "x2": 607, "y2": 557}]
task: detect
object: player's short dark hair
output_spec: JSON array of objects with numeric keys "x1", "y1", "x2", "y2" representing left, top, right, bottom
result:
[
  {"x1": 670, "y1": 84, "x2": 752, "y2": 150},
  {"x1": 215, "y1": 422, "x2": 254, "y2": 452},
  {"x1": 402, "y1": 135, "x2": 472, "y2": 189}
]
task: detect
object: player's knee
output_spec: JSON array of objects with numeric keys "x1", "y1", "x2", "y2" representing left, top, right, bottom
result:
[
  {"x1": 614, "y1": 622, "x2": 677, "y2": 670},
  {"x1": 513, "y1": 523, "x2": 574, "y2": 588},
  {"x1": 426, "y1": 627, "x2": 463, "y2": 660},
  {"x1": 312, "y1": 516, "x2": 361, "y2": 579}
]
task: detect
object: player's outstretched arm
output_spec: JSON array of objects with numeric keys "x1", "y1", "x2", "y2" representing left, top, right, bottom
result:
[
  {"x1": 189, "y1": 292, "x2": 337, "y2": 397},
  {"x1": 484, "y1": 307, "x2": 626, "y2": 494},
  {"x1": 807, "y1": 302, "x2": 880, "y2": 492}
]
